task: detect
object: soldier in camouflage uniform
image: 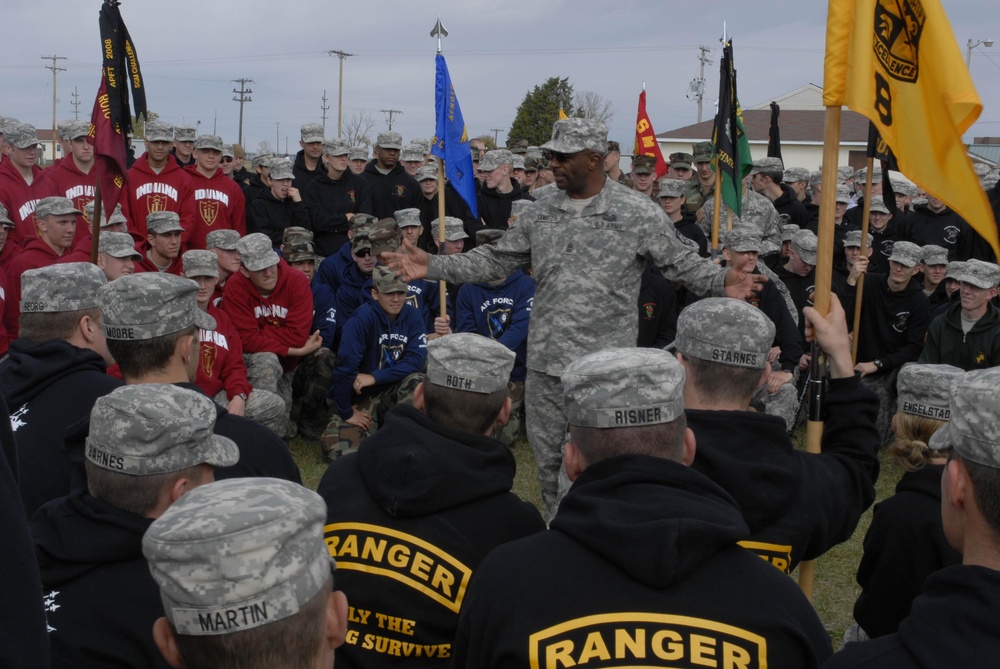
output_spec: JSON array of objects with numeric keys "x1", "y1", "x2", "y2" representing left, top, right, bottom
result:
[
  {"x1": 684, "y1": 141, "x2": 715, "y2": 215},
  {"x1": 603, "y1": 140, "x2": 632, "y2": 188},
  {"x1": 386, "y1": 117, "x2": 767, "y2": 520},
  {"x1": 143, "y1": 477, "x2": 347, "y2": 668},
  {"x1": 699, "y1": 186, "x2": 784, "y2": 257}
]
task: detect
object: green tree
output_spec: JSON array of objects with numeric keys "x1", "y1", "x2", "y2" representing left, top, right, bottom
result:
[
  {"x1": 508, "y1": 77, "x2": 574, "y2": 147},
  {"x1": 474, "y1": 134, "x2": 497, "y2": 150},
  {"x1": 130, "y1": 111, "x2": 159, "y2": 138}
]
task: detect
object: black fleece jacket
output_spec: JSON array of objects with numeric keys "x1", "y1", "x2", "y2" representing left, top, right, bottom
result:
[
  {"x1": 476, "y1": 178, "x2": 533, "y2": 230},
  {"x1": 303, "y1": 170, "x2": 373, "y2": 256},
  {"x1": 358, "y1": 160, "x2": 422, "y2": 219},
  {"x1": 837, "y1": 274, "x2": 931, "y2": 369}
]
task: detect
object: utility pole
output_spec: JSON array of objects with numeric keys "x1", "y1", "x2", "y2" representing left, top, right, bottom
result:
[
  {"x1": 71, "y1": 87, "x2": 81, "y2": 120},
  {"x1": 320, "y1": 90, "x2": 330, "y2": 133},
  {"x1": 42, "y1": 54, "x2": 68, "y2": 162},
  {"x1": 380, "y1": 109, "x2": 402, "y2": 131},
  {"x1": 686, "y1": 46, "x2": 712, "y2": 123},
  {"x1": 490, "y1": 129, "x2": 503, "y2": 145},
  {"x1": 327, "y1": 50, "x2": 354, "y2": 138},
  {"x1": 232, "y1": 78, "x2": 254, "y2": 147},
  {"x1": 213, "y1": 110, "x2": 217, "y2": 135},
  {"x1": 275, "y1": 122, "x2": 280, "y2": 156}
]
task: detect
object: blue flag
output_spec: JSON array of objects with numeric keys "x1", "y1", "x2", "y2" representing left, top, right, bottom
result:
[{"x1": 431, "y1": 54, "x2": 477, "y2": 218}]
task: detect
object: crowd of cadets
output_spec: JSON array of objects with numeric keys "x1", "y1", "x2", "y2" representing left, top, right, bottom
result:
[{"x1": 2, "y1": 112, "x2": 1000, "y2": 667}]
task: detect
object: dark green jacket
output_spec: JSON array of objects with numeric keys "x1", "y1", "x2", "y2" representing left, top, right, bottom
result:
[{"x1": 918, "y1": 301, "x2": 1000, "y2": 370}]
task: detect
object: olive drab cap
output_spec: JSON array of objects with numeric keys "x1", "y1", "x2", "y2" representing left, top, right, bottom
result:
[
  {"x1": 300, "y1": 123, "x2": 324, "y2": 143},
  {"x1": 888, "y1": 240, "x2": 922, "y2": 268},
  {"x1": 668, "y1": 152, "x2": 693, "y2": 170},
  {"x1": 144, "y1": 122, "x2": 174, "y2": 142},
  {"x1": 99, "y1": 273, "x2": 216, "y2": 340},
  {"x1": 147, "y1": 211, "x2": 184, "y2": 234},
  {"x1": 425, "y1": 333, "x2": 515, "y2": 394},
  {"x1": 20, "y1": 262, "x2": 106, "y2": 313},
  {"x1": 562, "y1": 348, "x2": 686, "y2": 429},
  {"x1": 183, "y1": 250, "x2": 220, "y2": 278},
  {"x1": 206, "y1": 229, "x2": 240, "y2": 250},
  {"x1": 372, "y1": 266, "x2": 407, "y2": 293},
  {"x1": 350, "y1": 213, "x2": 378, "y2": 234},
  {"x1": 142, "y1": 477, "x2": 332, "y2": 636},
  {"x1": 35, "y1": 196, "x2": 81, "y2": 219},
  {"x1": 692, "y1": 141, "x2": 713, "y2": 163},
  {"x1": 921, "y1": 245, "x2": 949, "y2": 267},
  {"x1": 86, "y1": 384, "x2": 238, "y2": 476},
  {"x1": 283, "y1": 242, "x2": 318, "y2": 264},
  {"x1": 630, "y1": 155, "x2": 656, "y2": 175},
  {"x1": 540, "y1": 118, "x2": 608, "y2": 154},
  {"x1": 675, "y1": 297, "x2": 775, "y2": 370},
  {"x1": 369, "y1": 218, "x2": 401, "y2": 256},
  {"x1": 394, "y1": 208, "x2": 422, "y2": 228},
  {"x1": 896, "y1": 363, "x2": 964, "y2": 421},
  {"x1": 351, "y1": 233, "x2": 372, "y2": 254},
  {"x1": 953, "y1": 259, "x2": 1000, "y2": 289},
  {"x1": 929, "y1": 367, "x2": 1000, "y2": 467},
  {"x1": 238, "y1": 233, "x2": 280, "y2": 272},
  {"x1": 790, "y1": 230, "x2": 818, "y2": 265},
  {"x1": 282, "y1": 226, "x2": 313, "y2": 247},
  {"x1": 99, "y1": 232, "x2": 142, "y2": 260}
]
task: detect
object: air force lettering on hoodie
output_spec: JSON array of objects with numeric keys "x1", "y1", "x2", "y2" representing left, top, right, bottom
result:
[{"x1": 530, "y1": 612, "x2": 767, "y2": 669}]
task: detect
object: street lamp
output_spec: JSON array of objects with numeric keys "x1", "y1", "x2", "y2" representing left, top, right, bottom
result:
[{"x1": 967, "y1": 38, "x2": 994, "y2": 67}]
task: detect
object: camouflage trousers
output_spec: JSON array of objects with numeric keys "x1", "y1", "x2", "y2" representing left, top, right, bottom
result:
[
  {"x1": 320, "y1": 373, "x2": 424, "y2": 461},
  {"x1": 525, "y1": 369, "x2": 572, "y2": 524},
  {"x1": 494, "y1": 380, "x2": 525, "y2": 447},
  {"x1": 292, "y1": 348, "x2": 336, "y2": 430},
  {"x1": 212, "y1": 388, "x2": 288, "y2": 438},
  {"x1": 753, "y1": 369, "x2": 801, "y2": 432},
  {"x1": 244, "y1": 352, "x2": 295, "y2": 436},
  {"x1": 860, "y1": 368, "x2": 899, "y2": 448}
]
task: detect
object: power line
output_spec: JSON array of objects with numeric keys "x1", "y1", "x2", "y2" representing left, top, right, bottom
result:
[
  {"x1": 320, "y1": 90, "x2": 330, "y2": 132},
  {"x1": 232, "y1": 78, "x2": 254, "y2": 146},
  {"x1": 380, "y1": 108, "x2": 402, "y2": 131}
]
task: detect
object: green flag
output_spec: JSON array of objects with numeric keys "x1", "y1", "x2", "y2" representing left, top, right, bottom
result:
[{"x1": 712, "y1": 39, "x2": 752, "y2": 218}]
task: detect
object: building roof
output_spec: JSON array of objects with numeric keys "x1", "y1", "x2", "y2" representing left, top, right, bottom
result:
[
  {"x1": 657, "y1": 108, "x2": 870, "y2": 144},
  {"x1": 969, "y1": 144, "x2": 1000, "y2": 166}
]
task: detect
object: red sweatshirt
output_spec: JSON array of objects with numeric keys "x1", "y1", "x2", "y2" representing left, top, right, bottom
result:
[
  {"x1": 132, "y1": 239, "x2": 184, "y2": 276},
  {"x1": 184, "y1": 166, "x2": 247, "y2": 250},
  {"x1": 0, "y1": 159, "x2": 43, "y2": 245},
  {"x1": 0, "y1": 239, "x2": 22, "y2": 277},
  {"x1": 126, "y1": 154, "x2": 196, "y2": 245},
  {"x1": 221, "y1": 260, "x2": 313, "y2": 371},
  {"x1": 195, "y1": 303, "x2": 252, "y2": 399}
]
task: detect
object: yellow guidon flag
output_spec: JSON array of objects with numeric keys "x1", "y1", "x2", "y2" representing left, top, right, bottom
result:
[
  {"x1": 823, "y1": 0, "x2": 998, "y2": 257},
  {"x1": 558, "y1": 107, "x2": 569, "y2": 120}
]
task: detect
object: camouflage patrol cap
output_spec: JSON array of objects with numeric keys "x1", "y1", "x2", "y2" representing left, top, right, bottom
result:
[
  {"x1": 147, "y1": 211, "x2": 184, "y2": 234},
  {"x1": 523, "y1": 155, "x2": 540, "y2": 172},
  {"x1": 0, "y1": 203, "x2": 13, "y2": 229},
  {"x1": 376, "y1": 131, "x2": 403, "y2": 150},
  {"x1": 56, "y1": 120, "x2": 73, "y2": 140},
  {"x1": 657, "y1": 179, "x2": 686, "y2": 198},
  {"x1": 145, "y1": 122, "x2": 174, "y2": 142},
  {"x1": 282, "y1": 226, "x2": 313, "y2": 246},
  {"x1": 946, "y1": 261, "x2": 968, "y2": 281},
  {"x1": 284, "y1": 242, "x2": 318, "y2": 264},
  {"x1": 510, "y1": 200, "x2": 533, "y2": 221},
  {"x1": 372, "y1": 265, "x2": 407, "y2": 293},
  {"x1": 837, "y1": 166, "x2": 855, "y2": 183},
  {"x1": 415, "y1": 165, "x2": 437, "y2": 182},
  {"x1": 750, "y1": 157, "x2": 784, "y2": 176},
  {"x1": 35, "y1": 196, "x2": 82, "y2": 219},
  {"x1": 369, "y1": 218, "x2": 401, "y2": 256},
  {"x1": 888, "y1": 240, "x2": 922, "y2": 268},
  {"x1": 401, "y1": 144, "x2": 424, "y2": 162},
  {"x1": 921, "y1": 245, "x2": 949, "y2": 267},
  {"x1": 62, "y1": 120, "x2": 90, "y2": 140},
  {"x1": 512, "y1": 155, "x2": 526, "y2": 171},
  {"x1": 892, "y1": 180, "x2": 917, "y2": 197},
  {"x1": 5, "y1": 123, "x2": 42, "y2": 149},
  {"x1": 174, "y1": 126, "x2": 197, "y2": 142},
  {"x1": 99, "y1": 232, "x2": 142, "y2": 260},
  {"x1": 953, "y1": 259, "x2": 1000, "y2": 289},
  {"x1": 410, "y1": 137, "x2": 431, "y2": 154},
  {"x1": 322, "y1": 138, "x2": 350, "y2": 156},
  {"x1": 182, "y1": 249, "x2": 220, "y2": 278},
  {"x1": 835, "y1": 186, "x2": 853, "y2": 204},
  {"x1": 479, "y1": 149, "x2": 513, "y2": 172},
  {"x1": 675, "y1": 297, "x2": 775, "y2": 370},
  {"x1": 142, "y1": 477, "x2": 332, "y2": 637},
  {"x1": 869, "y1": 196, "x2": 890, "y2": 214},
  {"x1": 607, "y1": 140, "x2": 621, "y2": 153},
  {"x1": 928, "y1": 367, "x2": 1000, "y2": 466},
  {"x1": 238, "y1": 233, "x2": 280, "y2": 271},
  {"x1": 426, "y1": 333, "x2": 515, "y2": 394},
  {"x1": 394, "y1": 208, "x2": 421, "y2": 228},
  {"x1": 442, "y1": 216, "x2": 468, "y2": 242},
  {"x1": 476, "y1": 228, "x2": 505, "y2": 246},
  {"x1": 791, "y1": 230, "x2": 818, "y2": 265},
  {"x1": 267, "y1": 158, "x2": 294, "y2": 181},
  {"x1": 809, "y1": 170, "x2": 823, "y2": 186},
  {"x1": 631, "y1": 154, "x2": 656, "y2": 175},
  {"x1": 668, "y1": 153, "x2": 693, "y2": 170},
  {"x1": 974, "y1": 163, "x2": 991, "y2": 177},
  {"x1": 541, "y1": 118, "x2": 607, "y2": 154},
  {"x1": 855, "y1": 166, "x2": 883, "y2": 184},
  {"x1": 300, "y1": 123, "x2": 324, "y2": 143},
  {"x1": 20, "y1": 262, "x2": 106, "y2": 313},
  {"x1": 348, "y1": 146, "x2": 368, "y2": 161},
  {"x1": 897, "y1": 363, "x2": 963, "y2": 421},
  {"x1": 206, "y1": 229, "x2": 240, "y2": 251},
  {"x1": 221, "y1": 144, "x2": 235, "y2": 159},
  {"x1": 350, "y1": 213, "x2": 378, "y2": 234},
  {"x1": 87, "y1": 384, "x2": 237, "y2": 476},
  {"x1": 351, "y1": 233, "x2": 371, "y2": 254},
  {"x1": 194, "y1": 135, "x2": 223, "y2": 151},
  {"x1": 509, "y1": 139, "x2": 529, "y2": 155},
  {"x1": 562, "y1": 348, "x2": 685, "y2": 428},
  {"x1": 780, "y1": 224, "x2": 800, "y2": 242},
  {"x1": 843, "y1": 229, "x2": 874, "y2": 248},
  {"x1": 783, "y1": 167, "x2": 810, "y2": 184},
  {"x1": 692, "y1": 141, "x2": 713, "y2": 163},
  {"x1": 722, "y1": 228, "x2": 761, "y2": 253},
  {"x1": 251, "y1": 152, "x2": 274, "y2": 169},
  {"x1": 99, "y1": 273, "x2": 215, "y2": 340}
]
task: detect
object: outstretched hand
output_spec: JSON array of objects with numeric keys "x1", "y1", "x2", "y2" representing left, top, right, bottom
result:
[
  {"x1": 723, "y1": 268, "x2": 768, "y2": 300},
  {"x1": 383, "y1": 238, "x2": 431, "y2": 282}
]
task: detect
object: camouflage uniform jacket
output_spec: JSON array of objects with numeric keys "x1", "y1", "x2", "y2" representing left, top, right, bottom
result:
[
  {"x1": 699, "y1": 189, "x2": 783, "y2": 256},
  {"x1": 426, "y1": 178, "x2": 727, "y2": 375},
  {"x1": 683, "y1": 178, "x2": 714, "y2": 214}
]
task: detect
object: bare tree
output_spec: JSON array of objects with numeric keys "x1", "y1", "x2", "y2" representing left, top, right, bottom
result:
[
  {"x1": 256, "y1": 139, "x2": 273, "y2": 155},
  {"x1": 342, "y1": 111, "x2": 377, "y2": 148},
  {"x1": 574, "y1": 91, "x2": 614, "y2": 124}
]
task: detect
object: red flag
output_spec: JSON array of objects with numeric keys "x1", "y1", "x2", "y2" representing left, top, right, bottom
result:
[
  {"x1": 634, "y1": 90, "x2": 668, "y2": 178},
  {"x1": 87, "y1": 73, "x2": 127, "y2": 220}
]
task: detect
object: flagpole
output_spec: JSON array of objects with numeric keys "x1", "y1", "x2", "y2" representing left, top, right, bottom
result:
[
  {"x1": 851, "y1": 158, "x2": 875, "y2": 363},
  {"x1": 431, "y1": 18, "x2": 448, "y2": 319},
  {"x1": 90, "y1": 184, "x2": 102, "y2": 265},
  {"x1": 711, "y1": 165, "x2": 723, "y2": 258}
]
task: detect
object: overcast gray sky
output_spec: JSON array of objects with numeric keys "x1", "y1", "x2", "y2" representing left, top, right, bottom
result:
[{"x1": 3, "y1": 0, "x2": 998, "y2": 154}]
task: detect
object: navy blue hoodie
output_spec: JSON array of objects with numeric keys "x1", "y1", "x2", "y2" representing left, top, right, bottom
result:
[{"x1": 455, "y1": 271, "x2": 534, "y2": 382}]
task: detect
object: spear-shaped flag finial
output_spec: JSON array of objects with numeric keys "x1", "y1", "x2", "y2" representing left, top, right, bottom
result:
[{"x1": 430, "y1": 18, "x2": 448, "y2": 53}]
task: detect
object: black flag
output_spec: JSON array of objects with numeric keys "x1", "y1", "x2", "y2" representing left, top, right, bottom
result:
[
  {"x1": 866, "y1": 122, "x2": 899, "y2": 172},
  {"x1": 98, "y1": 0, "x2": 147, "y2": 139},
  {"x1": 767, "y1": 101, "x2": 782, "y2": 161}
]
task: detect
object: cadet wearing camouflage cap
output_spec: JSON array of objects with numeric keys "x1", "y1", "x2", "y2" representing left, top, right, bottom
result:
[
  {"x1": 369, "y1": 217, "x2": 401, "y2": 258},
  {"x1": 667, "y1": 152, "x2": 694, "y2": 180},
  {"x1": 677, "y1": 295, "x2": 880, "y2": 574},
  {"x1": 187, "y1": 135, "x2": 247, "y2": 251},
  {"x1": 171, "y1": 125, "x2": 197, "y2": 167},
  {"x1": 919, "y1": 259, "x2": 1000, "y2": 370},
  {"x1": 37, "y1": 120, "x2": 96, "y2": 241},
  {"x1": 451, "y1": 345, "x2": 833, "y2": 668},
  {"x1": 249, "y1": 156, "x2": 309, "y2": 248},
  {"x1": 135, "y1": 210, "x2": 184, "y2": 275},
  {"x1": 281, "y1": 225, "x2": 313, "y2": 248},
  {"x1": 683, "y1": 141, "x2": 715, "y2": 214},
  {"x1": 629, "y1": 154, "x2": 657, "y2": 199},
  {"x1": 830, "y1": 365, "x2": 1000, "y2": 667},
  {"x1": 401, "y1": 143, "x2": 425, "y2": 177},
  {"x1": 0, "y1": 123, "x2": 44, "y2": 237},
  {"x1": 917, "y1": 244, "x2": 950, "y2": 306},
  {"x1": 478, "y1": 149, "x2": 533, "y2": 230},
  {"x1": 658, "y1": 176, "x2": 709, "y2": 255},
  {"x1": 97, "y1": 231, "x2": 142, "y2": 281},
  {"x1": 32, "y1": 383, "x2": 235, "y2": 669},
  {"x1": 293, "y1": 123, "x2": 325, "y2": 191},
  {"x1": 699, "y1": 181, "x2": 785, "y2": 257},
  {"x1": 395, "y1": 206, "x2": 423, "y2": 248},
  {"x1": 750, "y1": 157, "x2": 812, "y2": 231},
  {"x1": 84, "y1": 200, "x2": 129, "y2": 232},
  {"x1": 318, "y1": 332, "x2": 543, "y2": 667},
  {"x1": 359, "y1": 131, "x2": 421, "y2": 219},
  {"x1": 348, "y1": 145, "x2": 368, "y2": 174},
  {"x1": 603, "y1": 140, "x2": 632, "y2": 188},
  {"x1": 386, "y1": 116, "x2": 768, "y2": 519},
  {"x1": 301, "y1": 135, "x2": 373, "y2": 257}
]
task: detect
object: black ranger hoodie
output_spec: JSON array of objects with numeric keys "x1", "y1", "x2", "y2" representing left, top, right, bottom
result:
[
  {"x1": 837, "y1": 273, "x2": 932, "y2": 370},
  {"x1": 0, "y1": 338, "x2": 122, "y2": 518},
  {"x1": 476, "y1": 178, "x2": 534, "y2": 230},
  {"x1": 451, "y1": 455, "x2": 833, "y2": 669},
  {"x1": 317, "y1": 404, "x2": 544, "y2": 669},
  {"x1": 824, "y1": 565, "x2": 1000, "y2": 669},
  {"x1": 686, "y1": 375, "x2": 880, "y2": 572},
  {"x1": 32, "y1": 490, "x2": 171, "y2": 669}
]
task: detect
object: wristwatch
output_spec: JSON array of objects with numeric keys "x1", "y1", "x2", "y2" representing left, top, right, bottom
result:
[
  {"x1": 237, "y1": 393, "x2": 248, "y2": 401},
  {"x1": 873, "y1": 359, "x2": 884, "y2": 371}
]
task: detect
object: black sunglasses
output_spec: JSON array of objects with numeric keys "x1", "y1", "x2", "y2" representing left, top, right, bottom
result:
[
  {"x1": 221, "y1": 157, "x2": 234, "y2": 163},
  {"x1": 542, "y1": 149, "x2": 585, "y2": 163},
  {"x1": 355, "y1": 249, "x2": 372, "y2": 258}
]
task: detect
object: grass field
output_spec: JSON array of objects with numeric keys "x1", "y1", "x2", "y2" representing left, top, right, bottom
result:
[{"x1": 289, "y1": 430, "x2": 905, "y2": 643}]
